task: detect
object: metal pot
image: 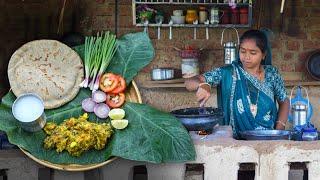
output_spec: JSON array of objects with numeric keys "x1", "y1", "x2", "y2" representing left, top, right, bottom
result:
[
  {"x1": 151, "y1": 68, "x2": 174, "y2": 81},
  {"x1": 305, "y1": 50, "x2": 320, "y2": 81},
  {"x1": 239, "y1": 130, "x2": 291, "y2": 140},
  {"x1": 170, "y1": 107, "x2": 223, "y2": 132}
]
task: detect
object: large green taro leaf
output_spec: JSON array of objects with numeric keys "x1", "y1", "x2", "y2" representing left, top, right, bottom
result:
[
  {"x1": 0, "y1": 90, "x2": 195, "y2": 164},
  {"x1": 106, "y1": 32, "x2": 155, "y2": 84},
  {"x1": 108, "y1": 102, "x2": 195, "y2": 163}
]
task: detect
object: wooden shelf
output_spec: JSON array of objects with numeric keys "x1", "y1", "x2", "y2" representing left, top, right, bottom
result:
[
  {"x1": 285, "y1": 81, "x2": 320, "y2": 87},
  {"x1": 140, "y1": 79, "x2": 320, "y2": 89},
  {"x1": 136, "y1": 23, "x2": 251, "y2": 28}
]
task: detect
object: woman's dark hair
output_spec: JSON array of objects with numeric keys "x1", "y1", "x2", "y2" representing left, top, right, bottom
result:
[{"x1": 240, "y1": 29, "x2": 268, "y2": 54}]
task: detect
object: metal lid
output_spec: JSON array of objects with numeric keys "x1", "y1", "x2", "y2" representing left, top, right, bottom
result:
[
  {"x1": 292, "y1": 103, "x2": 308, "y2": 110},
  {"x1": 224, "y1": 42, "x2": 236, "y2": 47}
]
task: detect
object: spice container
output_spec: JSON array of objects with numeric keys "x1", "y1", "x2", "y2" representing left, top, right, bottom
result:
[
  {"x1": 199, "y1": 6, "x2": 208, "y2": 24},
  {"x1": 239, "y1": 7, "x2": 248, "y2": 24},
  {"x1": 221, "y1": 7, "x2": 230, "y2": 24},
  {"x1": 230, "y1": 8, "x2": 240, "y2": 24},
  {"x1": 185, "y1": 10, "x2": 198, "y2": 24},
  {"x1": 302, "y1": 127, "x2": 318, "y2": 141},
  {"x1": 210, "y1": 7, "x2": 220, "y2": 24}
]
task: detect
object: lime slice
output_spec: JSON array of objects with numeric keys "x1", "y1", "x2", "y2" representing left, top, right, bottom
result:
[
  {"x1": 108, "y1": 108, "x2": 125, "y2": 120},
  {"x1": 111, "y1": 119, "x2": 128, "y2": 130}
]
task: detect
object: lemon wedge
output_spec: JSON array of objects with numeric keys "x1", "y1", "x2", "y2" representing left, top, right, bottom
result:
[
  {"x1": 109, "y1": 108, "x2": 125, "y2": 120},
  {"x1": 111, "y1": 119, "x2": 128, "y2": 130}
]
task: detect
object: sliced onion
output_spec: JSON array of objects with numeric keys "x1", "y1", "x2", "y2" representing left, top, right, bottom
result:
[
  {"x1": 94, "y1": 103, "x2": 110, "y2": 119},
  {"x1": 82, "y1": 98, "x2": 96, "y2": 112},
  {"x1": 92, "y1": 90, "x2": 107, "y2": 103}
]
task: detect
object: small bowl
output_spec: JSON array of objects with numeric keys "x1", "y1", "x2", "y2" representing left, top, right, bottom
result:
[
  {"x1": 171, "y1": 16, "x2": 185, "y2": 24},
  {"x1": 173, "y1": 10, "x2": 183, "y2": 16}
]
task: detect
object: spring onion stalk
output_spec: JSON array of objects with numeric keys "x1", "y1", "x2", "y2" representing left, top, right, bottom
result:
[
  {"x1": 92, "y1": 33, "x2": 118, "y2": 91},
  {"x1": 89, "y1": 34, "x2": 103, "y2": 90},
  {"x1": 80, "y1": 36, "x2": 96, "y2": 88},
  {"x1": 81, "y1": 31, "x2": 118, "y2": 91}
]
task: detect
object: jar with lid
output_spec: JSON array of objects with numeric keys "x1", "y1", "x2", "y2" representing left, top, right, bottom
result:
[
  {"x1": 239, "y1": 7, "x2": 248, "y2": 24},
  {"x1": 230, "y1": 8, "x2": 240, "y2": 24},
  {"x1": 221, "y1": 7, "x2": 230, "y2": 24},
  {"x1": 199, "y1": 6, "x2": 208, "y2": 24},
  {"x1": 185, "y1": 10, "x2": 198, "y2": 24},
  {"x1": 181, "y1": 58, "x2": 199, "y2": 78},
  {"x1": 302, "y1": 127, "x2": 318, "y2": 141},
  {"x1": 210, "y1": 7, "x2": 220, "y2": 24}
]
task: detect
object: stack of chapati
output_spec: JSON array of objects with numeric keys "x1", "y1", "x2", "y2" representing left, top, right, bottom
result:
[{"x1": 8, "y1": 40, "x2": 84, "y2": 109}]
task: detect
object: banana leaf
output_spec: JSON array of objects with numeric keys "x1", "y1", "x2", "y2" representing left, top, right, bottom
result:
[{"x1": 0, "y1": 32, "x2": 196, "y2": 164}]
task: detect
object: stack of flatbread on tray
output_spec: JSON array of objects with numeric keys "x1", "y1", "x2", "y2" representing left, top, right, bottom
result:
[{"x1": 8, "y1": 40, "x2": 84, "y2": 109}]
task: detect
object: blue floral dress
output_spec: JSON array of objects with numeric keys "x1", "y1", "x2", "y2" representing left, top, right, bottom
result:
[{"x1": 203, "y1": 61, "x2": 287, "y2": 137}]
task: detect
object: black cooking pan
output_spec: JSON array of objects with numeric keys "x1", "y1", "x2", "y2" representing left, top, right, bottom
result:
[
  {"x1": 306, "y1": 50, "x2": 320, "y2": 81},
  {"x1": 171, "y1": 107, "x2": 223, "y2": 132}
]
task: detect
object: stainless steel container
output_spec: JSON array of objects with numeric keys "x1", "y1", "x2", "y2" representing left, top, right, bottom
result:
[
  {"x1": 221, "y1": 27, "x2": 239, "y2": 65},
  {"x1": 292, "y1": 103, "x2": 308, "y2": 127},
  {"x1": 151, "y1": 68, "x2": 174, "y2": 81},
  {"x1": 12, "y1": 93, "x2": 46, "y2": 132},
  {"x1": 223, "y1": 42, "x2": 237, "y2": 64}
]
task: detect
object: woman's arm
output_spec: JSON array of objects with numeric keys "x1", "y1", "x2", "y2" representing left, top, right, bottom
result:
[
  {"x1": 185, "y1": 75, "x2": 211, "y2": 107},
  {"x1": 275, "y1": 98, "x2": 290, "y2": 130},
  {"x1": 184, "y1": 75, "x2": 206, "y2": 91}
]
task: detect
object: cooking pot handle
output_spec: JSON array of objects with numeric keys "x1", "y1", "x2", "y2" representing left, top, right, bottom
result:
[
  {"x1": 220, "y1": 27, "x2": 240, "y2": 46},
  {"x1": 289, "y1": 85, "x2": 310, "y2": 110}
]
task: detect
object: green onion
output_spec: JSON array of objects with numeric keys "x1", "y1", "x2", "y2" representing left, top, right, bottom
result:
[{"x1": 81, "y1": 31, "x2": 118, "y2": 91}]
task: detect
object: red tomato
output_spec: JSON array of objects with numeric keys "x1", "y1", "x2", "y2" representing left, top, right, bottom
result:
[
  {"x1": 106, "y1": 93, "x2": 125, "y2": 108},
  {"x1": 99, "y1": 73, "x2": 119, "y2": 93},
  {"x1": 110, "y1": 75, "x2": 126, "y2": 94}
]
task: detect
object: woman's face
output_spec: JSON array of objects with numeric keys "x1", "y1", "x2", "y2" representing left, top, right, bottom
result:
[{"x1": 239, "y1": 39, "x2": 265, "y2": 69}]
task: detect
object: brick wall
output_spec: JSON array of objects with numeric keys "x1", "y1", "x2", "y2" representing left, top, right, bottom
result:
[{"x1": 77, "y1": 0, "x2": 320, "y2": 111}]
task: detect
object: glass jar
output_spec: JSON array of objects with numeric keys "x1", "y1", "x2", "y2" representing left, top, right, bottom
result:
[
  {"x1": 199, "y1": 6, "x2": 208, "y2": 24},
  {"x1": 302, "y1": 127, "x2": 318, "y2": 141},
  {"x1": 221, "y1": 7, "x2": 230, "y2": 24},
  {"x1": 181, "y1": 58, "x2": 199, "y2": 78},
  {"x1": 239, "y1": 7, "x2": 248, "y2": 24},
  {"x1": 185, "y1": 10, "x2": 198, "y2": 24},
  {"x1": 210, "y1": 7, "x2": 220, "y2": 24},
  {"x1": 231, "y1": 8, "x2": 240, "y2": 24}
]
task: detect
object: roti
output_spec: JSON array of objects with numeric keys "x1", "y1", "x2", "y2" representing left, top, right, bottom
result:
[{"x1": 8, "y1": 40, "x2": 84, "y2": 109}]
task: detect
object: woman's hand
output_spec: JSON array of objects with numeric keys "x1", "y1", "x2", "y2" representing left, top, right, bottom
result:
[
  {"x1": 275, "y1": 98, "x2": 289, "y2": 130},
  {"x1": 184, "y1": 75, "x2": 207, "y2": 91},
  {"x1": 196, "y1": 83, "x2": 211, "y2": 107},
  {"x1": 185, "y1": 75, "x2": 200, "y2": 91}
]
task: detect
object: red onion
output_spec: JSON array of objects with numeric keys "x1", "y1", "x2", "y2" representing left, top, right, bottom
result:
[
  {"x1": 92, "y1": 90, "x2": 107, "y2": 103},
  {"x1": 82, "y1": 98, "x2": 96, "y2": 112},
  {"x1": 94, "y1": 103, "x2": 110, "y2": 119}
]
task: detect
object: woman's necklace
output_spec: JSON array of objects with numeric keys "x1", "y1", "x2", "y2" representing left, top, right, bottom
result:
[{"x1": 246, "y1": 68, "x2": 262, "y2": 118}]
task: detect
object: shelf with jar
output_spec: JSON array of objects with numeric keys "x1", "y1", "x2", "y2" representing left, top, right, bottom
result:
[
  {"x1": 132, "y1": 0, "x2": 252, "y2": 28},
  {"x1": 140, "y1": 80, "x2": 320, "y2": 89}
]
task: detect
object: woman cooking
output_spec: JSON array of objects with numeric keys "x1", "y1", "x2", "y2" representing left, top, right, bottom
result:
[{"x1": 185, "y1": 29, "x2": 290, "y2": 138}]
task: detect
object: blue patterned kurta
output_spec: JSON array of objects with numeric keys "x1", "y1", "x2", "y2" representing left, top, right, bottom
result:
[{"x1": 203, "y1": 63, "x2": 287, "y2": 137}]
